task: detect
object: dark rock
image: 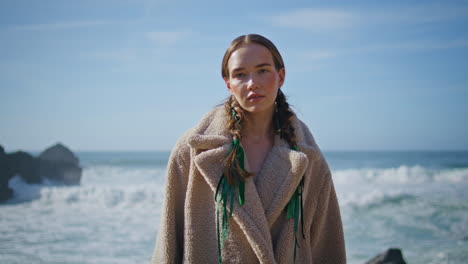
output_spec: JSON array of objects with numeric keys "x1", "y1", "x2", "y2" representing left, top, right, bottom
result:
[
  {"x1": 39, "y1": 161, "x2": 82, "y2": 185},
  {"x1": 1, "y1": 147, "x2": 43, "y2": 201},
  {"x1": 0, "y1": 143, "x2": 82, "y2": 202},
  {"x1": 38, "y1": 143, "x2": 82, "y2": 185},
  {"x1": 366, "y1": 248, "x2": 407, "y2": 264},
  {"x1": 39, "y1": 143, "x2": 79, "y2": 166},
  {"x1": 8, "y1": 151, "x2": 42, "y2": 184},
  {"x1": 1, "y1": 149, "x2": 42, "y2": 202},
  {"x1": 0, "y1": 145, "x2": 14, "y2": 201},
  {"x1": 0, "y1": 185, "x2": 13, "y2": 201}
]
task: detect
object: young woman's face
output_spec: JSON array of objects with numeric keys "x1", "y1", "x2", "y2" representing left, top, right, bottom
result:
[{"x1": 224, "y1": 43, "x2": 285, "y2": 115}]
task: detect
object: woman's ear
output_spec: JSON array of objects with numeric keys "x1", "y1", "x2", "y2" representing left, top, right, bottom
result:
[
  {"x1": 224, "y1": 77, "x2": 233, "y2": 94},
  {"x1": 278, "y1": 68, "x2": 285, "y2": 89}
]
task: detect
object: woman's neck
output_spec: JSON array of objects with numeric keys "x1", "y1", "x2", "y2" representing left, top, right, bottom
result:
[{"x1": 242, "y1": 108, "x2": 275, "y2": 144}]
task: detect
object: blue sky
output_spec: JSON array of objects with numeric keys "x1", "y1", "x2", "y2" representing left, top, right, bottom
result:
[{"x1": 1, "y1": 0, "x2": 467, "y2": 151}]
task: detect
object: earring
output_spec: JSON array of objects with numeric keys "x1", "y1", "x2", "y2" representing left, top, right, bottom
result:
[{"x1": 275, "y1": 101, "x2": 281, "y2": 133}]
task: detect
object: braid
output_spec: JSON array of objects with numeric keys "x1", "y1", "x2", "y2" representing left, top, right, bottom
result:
[
  {"x1": 223, "y1": 96, "x2": 252, "y2": 185},
  {"x1": 276, "y1": 89, "x2": 307, "y2": 259},
  {"x1": 275, "y1": 90, "x2": 298, "y2": 149},
  {"x1": 226, "y1": 96, "x2": 243, "y2": 141}
]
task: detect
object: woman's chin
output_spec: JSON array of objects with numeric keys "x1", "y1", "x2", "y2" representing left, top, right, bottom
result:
[{"x1": 242, "y1": 105, "x2": 274, "y2": 116}]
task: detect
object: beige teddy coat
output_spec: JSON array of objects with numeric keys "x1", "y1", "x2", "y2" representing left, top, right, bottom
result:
[{"x1": 152, "y1": 106, "x2": 346, "y2": 264}]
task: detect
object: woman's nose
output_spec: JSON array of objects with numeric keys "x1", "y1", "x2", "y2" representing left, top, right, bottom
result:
[{"x1": 247, "y1": 74, "x2": 259, "y2": 90}]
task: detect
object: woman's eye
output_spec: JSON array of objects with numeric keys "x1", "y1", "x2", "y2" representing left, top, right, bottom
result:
[
  {"x1": 258, "y1": 69, "x2": 268, "y2": 74},
  {"x1": 235, "y1": 73, "x2": 246, "y2": 78}
]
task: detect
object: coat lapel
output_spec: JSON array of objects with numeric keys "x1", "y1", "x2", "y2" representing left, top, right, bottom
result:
[
  {"x1": 256, "y1": 114, "x2": 322, "y2": 227},
  {"x1": 255, "y1": 140, "x2": 309, "y2": 227},
  {"x1": 190, "y1": 139, "x2": 277, "y2": 263}
]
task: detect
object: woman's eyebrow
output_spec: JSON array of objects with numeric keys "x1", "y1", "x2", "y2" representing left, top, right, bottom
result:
[
  {"x1": 255, "y1": 63, "x2": 272, "y2": 68},
  {"x1": 231, "y1": 63, "x2": 272, "y2": 73},
  {"x1": 232, "y1": 67, "x2": 245, "y2": 73}
]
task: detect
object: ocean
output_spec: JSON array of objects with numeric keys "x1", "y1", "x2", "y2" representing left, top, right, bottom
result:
[{"x1": 1, "y1": 151, "x2": 467, "y2": 263}]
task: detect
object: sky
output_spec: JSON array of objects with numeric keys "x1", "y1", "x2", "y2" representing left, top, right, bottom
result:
[{"x1": 1, "y1": 0, "x2": 467, "y2": 152}]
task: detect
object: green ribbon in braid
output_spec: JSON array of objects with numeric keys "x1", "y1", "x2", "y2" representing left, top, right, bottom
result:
[{"x1": 214, "y1": 138, "x2": 245, "y2": 264}]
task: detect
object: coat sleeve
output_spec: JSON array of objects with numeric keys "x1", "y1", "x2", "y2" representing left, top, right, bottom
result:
[
  {"x1": 310, "y1": 159, "x2": 346, "y2": 264},
  {"x1": 152, "y1": 136, "x2": 190, "y2": 264}
]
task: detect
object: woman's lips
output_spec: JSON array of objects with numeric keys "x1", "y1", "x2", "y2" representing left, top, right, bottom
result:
[{"x1": 247, "y1": 94, "x2": 264, "y2": 101}]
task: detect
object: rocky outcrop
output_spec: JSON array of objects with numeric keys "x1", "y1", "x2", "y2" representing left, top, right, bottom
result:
[
  {"x1": 0, "y1": 145, "x2": 14, "y2": 201},
  {"x1": 366, "y1": 248, "x2": 407, "y2": 264},
  {"x1": 39, "y1": 143, "x2": 79, "y2": 165},
  {"x1": 7, "y1": 151, "x2": 42, "y2": 184},
  {"x1": 0, "y1": 143, "x2": 82, "y2": 202},
  {"x1": 38, "y1": 143, "x2": 82, "y2": 185}
]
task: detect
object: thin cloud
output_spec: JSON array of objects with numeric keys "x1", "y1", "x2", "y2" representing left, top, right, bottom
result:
[
  {"x1": 268, "y1": 4, "x2": 468, "y2": 31},
  {"x1": 302, "y1": 50, "x2": 337, "y2": 60},
  {"x1": 349, "y1": 38, "x2": 468, "y2": 54},
  {"x1": 146, "y1": 31, "x2": 192, "y2": 46},
  {"x1": 86, "y1": 49, "x2": 138, "y2": 63},
  {"x1": 369, "y1": 4, "x2": 468, "y2": 24},
  {"x1": 269, "y1": 8, "x2": 358, "y2": 31},
  {"x1": 8, "y1": 20, "x2": 114, "y2": 31},
  {"x1": 293, "y1": 38, "x2": 468, "y2": 70}
]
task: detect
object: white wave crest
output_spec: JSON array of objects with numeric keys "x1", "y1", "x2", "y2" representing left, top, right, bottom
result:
[
  {"x1": 338, "y1": 189, "x2": 415, "y2": 208},
  {"x1": 82, "y1": 165, "x2": 167, "y2": 186},
  {"x1": 332, "y1": 166, "x2": 468, "y2": 185},
  {"x1": 35, "y1": 184, "x2": 165, "y2": 209},
  {"x1": 7, "y1": 175, "x2": 166, "y2": 208}
]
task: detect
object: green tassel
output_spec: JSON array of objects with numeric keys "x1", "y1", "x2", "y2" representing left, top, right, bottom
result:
[
  {"x1": 238, "y1": 181, "x2": 245, "y2": 206},
  {"x1": 286, "y1": 186, "x2": 300, "y2": 263},
  {"x1": 214, "y1": 138, "x2": 247, "y2": 263},
  {"x1": 215, "y1": 176, "x2": 233, "y2": 264}
]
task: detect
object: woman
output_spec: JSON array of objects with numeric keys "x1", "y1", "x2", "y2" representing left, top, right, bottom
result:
[{"x1": 152, "y1": 34, "x2": 346, "y2": 263}]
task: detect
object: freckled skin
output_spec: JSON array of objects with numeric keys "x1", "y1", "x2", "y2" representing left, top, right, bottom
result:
[{"x1": 224, "y1": 43, "x2": 285, "y2": 116}]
